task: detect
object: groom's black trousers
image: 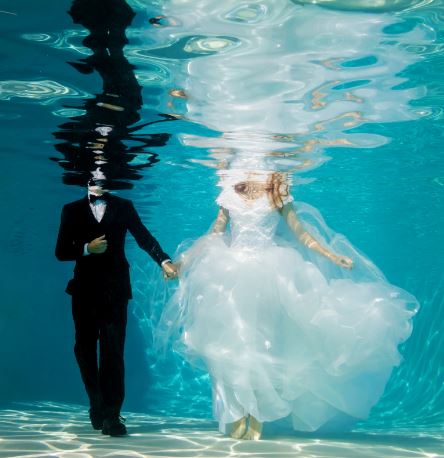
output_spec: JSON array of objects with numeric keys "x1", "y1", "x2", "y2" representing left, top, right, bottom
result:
[{"x1": 71, "y1": 294, "x2": 128, "y2": 418}]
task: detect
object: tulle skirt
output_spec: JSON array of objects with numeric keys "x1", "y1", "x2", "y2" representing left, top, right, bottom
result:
[{"x1": 156, "y1": 210, "x2": 418, "y2": 433}]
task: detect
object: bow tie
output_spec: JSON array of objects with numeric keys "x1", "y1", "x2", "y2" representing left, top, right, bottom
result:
[{"x1": 89, "y1": 193, "x2": 110, "y2": 204}]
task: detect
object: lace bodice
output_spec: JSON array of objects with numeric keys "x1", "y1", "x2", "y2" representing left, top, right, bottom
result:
[{"x1": 216, "y1": 182, "x2": 293, "y2": 249}]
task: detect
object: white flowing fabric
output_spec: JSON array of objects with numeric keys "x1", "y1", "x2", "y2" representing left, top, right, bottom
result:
[{"x1": 156, "y1": 175, "x2": 418, "y2": 433}]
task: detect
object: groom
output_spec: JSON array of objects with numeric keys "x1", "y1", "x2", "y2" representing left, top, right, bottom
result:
[{"x1": 55, "y1": 178, "x2": 177, "y2": 436}]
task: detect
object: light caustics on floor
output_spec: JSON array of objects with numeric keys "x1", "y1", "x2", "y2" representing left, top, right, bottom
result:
[{"x1": 0, "y1": 402, "x2": 442, "y2": 458}]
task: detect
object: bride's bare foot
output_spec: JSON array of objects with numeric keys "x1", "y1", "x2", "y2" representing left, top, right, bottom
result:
[
  {"x1": 230, "y1": 416, "x2": 247, "y2": 439},
  {"x1": 241, "y1": 415, "x2": 262, "y2": 441}
]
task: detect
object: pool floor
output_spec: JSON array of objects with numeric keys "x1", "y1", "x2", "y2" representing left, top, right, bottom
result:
[{"x1": 0, "y1": 402, "x2": 442, "y2": 458}]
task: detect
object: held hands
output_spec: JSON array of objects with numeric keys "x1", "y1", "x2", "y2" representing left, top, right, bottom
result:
[
  {"x1": 331, "y1": 254, "x2": 354, "y2": 269},
  {"x1": 162, "y1": 261, "x2": 179, "y2": 280},
  {"x1": 87, "y1": 235, "x2": 108, "y2": 254}
]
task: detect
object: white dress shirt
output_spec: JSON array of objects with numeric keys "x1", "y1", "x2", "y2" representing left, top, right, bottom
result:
[{"x1": 83, "y1": 192, "x2": 107, "y2": 255}]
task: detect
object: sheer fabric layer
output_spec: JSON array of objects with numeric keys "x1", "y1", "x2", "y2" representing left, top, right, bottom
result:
[{"x1": 156, "y1": 187, "x2": 418, "y2": 433}]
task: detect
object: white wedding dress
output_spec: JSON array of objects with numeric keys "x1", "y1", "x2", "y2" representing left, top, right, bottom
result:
[{"x1": 156, "y1": 174, "x2": 418, "y2": 433}]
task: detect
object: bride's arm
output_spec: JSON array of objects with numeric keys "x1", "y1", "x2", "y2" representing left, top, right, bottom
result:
[
  {"x1": 280, "y1": 203, "x2": 353, "y2": 269},
  {"x1": 170, "y1": 207, "x2": 229, "y2": 279},
  {"x1": 212, "y1": 207, "x2": 230, "y2": 234}
]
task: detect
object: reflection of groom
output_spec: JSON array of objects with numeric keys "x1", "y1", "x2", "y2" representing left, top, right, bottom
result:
[{"x1": 56, "y1": 178, "x2": 177, "y2": 436}]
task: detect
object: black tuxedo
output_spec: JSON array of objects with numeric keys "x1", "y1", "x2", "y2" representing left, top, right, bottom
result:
[
  {"x1": 56, "y1": 194, "x2": 169, "y2": 299},
  {"x1": 56, "y1": 194, "x2": 170, "y2": 417}
]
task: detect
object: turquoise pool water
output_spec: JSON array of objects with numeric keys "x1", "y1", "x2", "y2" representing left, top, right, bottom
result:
[{"x1": 0, "y1": 0, "x2": 443, "y2": 453}]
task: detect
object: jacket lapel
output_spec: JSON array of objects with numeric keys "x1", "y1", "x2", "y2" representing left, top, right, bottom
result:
[
  {"x1": 81, "y1": 196, "x2": 98, "y2": 225},
  {"x1": 100, "y1": 194, "x2": 117, "y2": 226}
]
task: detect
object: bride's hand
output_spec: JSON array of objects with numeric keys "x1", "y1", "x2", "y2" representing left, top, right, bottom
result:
[
  {"x1": 332, "y1": 255, "x2": 354, "y2": 269},
  {"x1": 162, "y1": 261, "x2": 180, "y2": 280}
]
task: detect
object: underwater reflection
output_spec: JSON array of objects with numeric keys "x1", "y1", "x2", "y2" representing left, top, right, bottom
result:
[
  {"x1": 292, "y1": 0, "x2": 432, "y2": 12},
  {"x1": 51, "y1": 0, "x2": 177, "y2": 189},
  {"x1": 151, "y1": 0, "x2": 429, "y2": 176}
]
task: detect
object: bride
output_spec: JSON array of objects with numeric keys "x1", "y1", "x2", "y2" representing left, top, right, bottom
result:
[{"x1": 157, "y1": 169, "x2": 418, "y2": 440}]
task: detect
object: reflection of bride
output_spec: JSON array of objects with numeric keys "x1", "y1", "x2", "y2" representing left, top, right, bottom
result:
[{"x1": 157, "y1": 169, "x2": 418, "y2": 440}]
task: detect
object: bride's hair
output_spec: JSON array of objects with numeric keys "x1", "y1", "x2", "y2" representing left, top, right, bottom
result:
[
  {"x1": 233, "y1": 172, "x2": 290, "y2": 209},
  {"x1": 266, "y1": 172, "x2": 290, "y2": 209}
]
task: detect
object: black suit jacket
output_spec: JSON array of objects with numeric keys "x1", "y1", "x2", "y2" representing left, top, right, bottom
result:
[{"x1": 55, "y1": 195, "x2": 170, "y2": 301}]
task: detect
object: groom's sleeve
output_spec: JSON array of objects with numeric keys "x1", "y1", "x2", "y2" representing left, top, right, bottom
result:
[
  {"x1": 126, "y1": 201, "x2": 171, "y2": 266},
  {"x1": 55, "y1": 205, "x2": 84, "y2": 261}
]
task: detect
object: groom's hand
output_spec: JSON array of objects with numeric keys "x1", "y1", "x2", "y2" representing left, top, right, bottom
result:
[
  {"x1": 162, "y1": 261, "x2": 178, "y2": 280},
  {"x1": 87, "y1": 235, "x2": 108, "y2": 254}
]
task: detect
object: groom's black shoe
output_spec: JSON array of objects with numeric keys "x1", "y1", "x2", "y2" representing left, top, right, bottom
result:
[
  {"x1": 102, "y1": 416, "x2": 127, "y2": 436},
  {"x1": 89, "y1": 407, "x2": 105, "y2": 430}
]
